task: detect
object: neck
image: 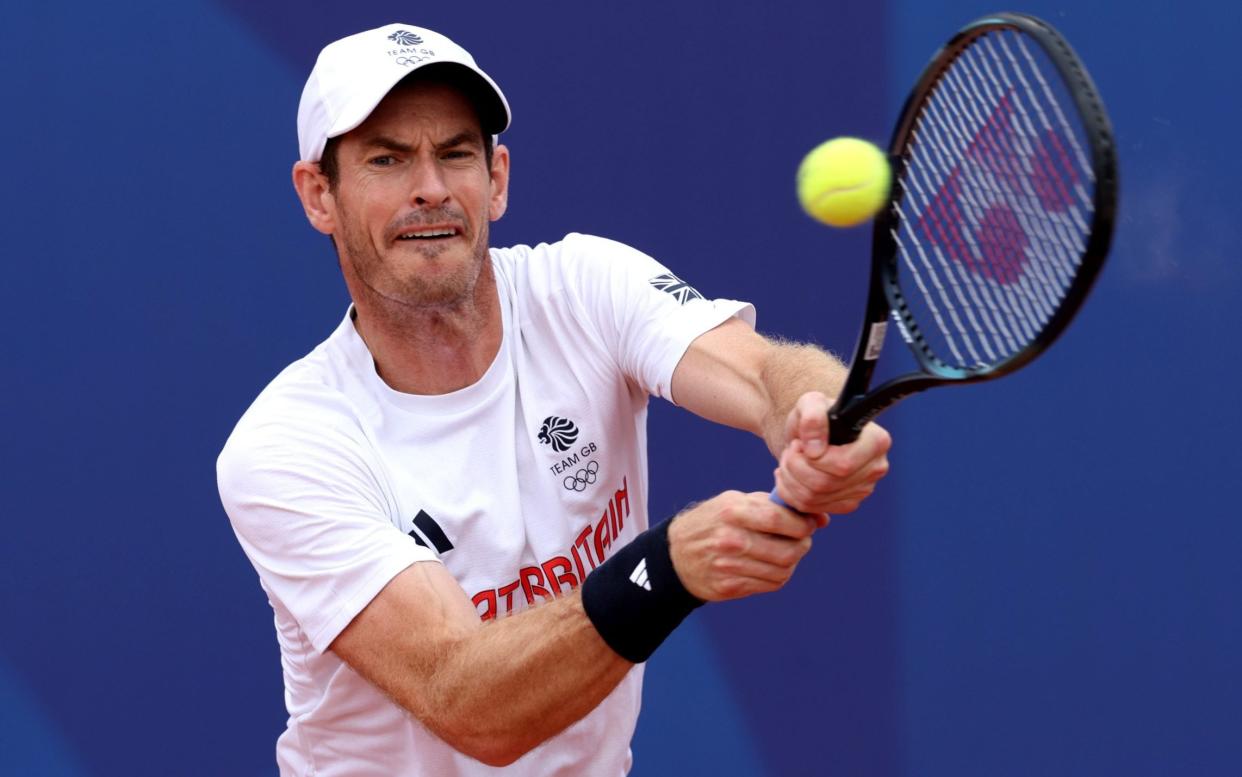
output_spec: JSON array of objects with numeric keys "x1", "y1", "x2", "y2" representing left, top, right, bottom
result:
[{"x1": 351, "y1": 264, "x2": 503, "y2": 395}]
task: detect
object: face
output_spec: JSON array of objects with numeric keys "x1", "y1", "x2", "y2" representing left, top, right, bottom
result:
[{"x1": 312, "y1": 81, "x2": 509, "y2": 310}]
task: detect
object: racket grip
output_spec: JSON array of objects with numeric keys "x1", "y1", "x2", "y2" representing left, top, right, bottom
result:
[
  {"x1": 768, "y1": 487, "x2": 789, "y2": 508},
  {"x1": 770, "y1": 487, "x2": 814, "y2": 517}
]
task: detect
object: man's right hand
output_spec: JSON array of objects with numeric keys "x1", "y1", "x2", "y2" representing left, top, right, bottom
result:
[{"x1": 666, "y1": 491, "x2": 824, "y2": 602}]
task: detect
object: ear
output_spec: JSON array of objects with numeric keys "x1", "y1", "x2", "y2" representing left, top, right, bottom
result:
[
  {"x1": 488, "y1": 143, "x2": 511, "y2": 221},
  {"x1": 292, "y1": 161, "x2": 337, "y2": 236}
]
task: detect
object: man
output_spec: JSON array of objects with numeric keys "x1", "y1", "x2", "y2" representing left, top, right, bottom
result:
[{"x1": 217, "y1": 23, "x2": 891, "y2": 776}]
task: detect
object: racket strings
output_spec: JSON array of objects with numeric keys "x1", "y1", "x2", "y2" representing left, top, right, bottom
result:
[
  {"x1": 894, "y1": 28, "x2": 1095, "y2": 370},
  {"x1": 970, "y1": 37, "x2": 1091, "y2": 280},
  {"x1": 940, "y1": 64, "x2": 1062, "y2": 330},
  {"x1": 913, "y1": 66, "x2": 1064, "y2": 351}
]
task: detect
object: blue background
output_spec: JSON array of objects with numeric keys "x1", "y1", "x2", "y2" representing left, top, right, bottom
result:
[{"x1": 2, "y1": 1, "x2": 1238, "y2": 775}]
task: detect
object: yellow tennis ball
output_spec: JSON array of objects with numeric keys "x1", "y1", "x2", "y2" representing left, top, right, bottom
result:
[{"x1": 796, "y1": 137, "x2": 891, "y2": 228}]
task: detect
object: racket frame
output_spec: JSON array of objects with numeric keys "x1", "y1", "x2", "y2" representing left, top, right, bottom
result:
[{"x1": 827, "y1": 12, "x2": 1118, "y2": 445}]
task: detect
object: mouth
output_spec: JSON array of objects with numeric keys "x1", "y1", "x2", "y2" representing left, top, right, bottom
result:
[{"x1": 393, "y1": 224, "x2": 462, "y2": 243}]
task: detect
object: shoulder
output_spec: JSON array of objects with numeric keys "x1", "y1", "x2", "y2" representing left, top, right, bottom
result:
[
  {"x1": 492, "y1": 233, "x2": 659, "y2": 277},
  {"x1": 223, "y1": 363, "x2": 353, "y2": 449},
  {"x1": 490, "y1": 233, "x2": 668, "y2": 303},
  {"x1": 217, "y1": 324, "x2": 377, "y2": 497},
  {"x1": 216, "y1": 368, "x2": 394, "y2": 550}
]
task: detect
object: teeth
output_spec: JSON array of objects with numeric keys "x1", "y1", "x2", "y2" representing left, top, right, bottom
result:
[{"x1": 399, "y1": 228, "x2": 455, "y2": 239}]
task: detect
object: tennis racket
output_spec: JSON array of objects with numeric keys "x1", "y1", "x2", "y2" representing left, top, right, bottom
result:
[{"x1": 797, "y1": 12, "x2": 1118, "y2": 463}]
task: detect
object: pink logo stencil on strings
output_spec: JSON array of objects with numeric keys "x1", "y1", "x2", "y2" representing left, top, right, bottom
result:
[{"x1": 915, "y1": 91, "x2": 1076, "y2": 285}]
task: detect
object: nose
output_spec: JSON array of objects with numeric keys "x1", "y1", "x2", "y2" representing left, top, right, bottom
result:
[{"x1": 408, "y1": 157, "x2": 451, "y2": 207}]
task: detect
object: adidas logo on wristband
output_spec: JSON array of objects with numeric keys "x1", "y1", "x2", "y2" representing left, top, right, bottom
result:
[{"x1": 629, "y1": 559, "x2": 651, "y2": 591}]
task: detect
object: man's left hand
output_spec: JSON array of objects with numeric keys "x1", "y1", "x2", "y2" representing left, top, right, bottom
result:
[{"x1": 773, "y1": 391, "x2": 892, "y2": 515}]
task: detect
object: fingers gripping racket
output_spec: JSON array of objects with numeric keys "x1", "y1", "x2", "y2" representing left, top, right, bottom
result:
[{"x1": 775, "y1": 13, "x2": 1118, "y2": 502}]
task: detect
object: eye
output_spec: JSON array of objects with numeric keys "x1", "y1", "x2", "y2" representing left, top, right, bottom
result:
[
  {"x1": 443, "y1": 149, "x2": 475, "y2": 161},
  {"x1": 368, "y1": 155, "x2": 397, "y2": 167}
]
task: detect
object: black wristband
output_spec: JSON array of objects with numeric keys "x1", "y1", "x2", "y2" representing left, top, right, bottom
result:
[{"x1": 581, "y1": 518, "x2": 704, "y2": 663}]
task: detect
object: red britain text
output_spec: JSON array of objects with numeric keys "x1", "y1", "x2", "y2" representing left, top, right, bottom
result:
[{"x1": 471, "y1": 477, "x2": 631, "y2": 621}]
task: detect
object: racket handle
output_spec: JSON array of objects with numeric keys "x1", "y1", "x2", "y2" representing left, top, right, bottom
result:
[
  {"x1": 768, "y1": 487, "x2": 789, "y2": 508},
  {"x1": 769, "y1": 487, "x2": 814, "y2": 518},
  {"x1": 827, "y1": 411, "x2": 864, "y2": 446}
]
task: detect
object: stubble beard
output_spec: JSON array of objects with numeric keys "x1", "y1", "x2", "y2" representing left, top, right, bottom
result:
[{"x1": 338, "y1": 206, "x2": 491, "y2": 312}]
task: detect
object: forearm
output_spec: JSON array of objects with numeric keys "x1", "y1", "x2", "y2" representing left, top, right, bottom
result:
[
  {"x1": 331, "y1": 560, "x2": 628, "y2": 766},
  {"x1": 425, "y1": 518, "x2": 701, "y2": 761},
  {"x1": 671, "y1": 319, "x2": 846, "y2": 452},
  {"x1": 756, "y1": 340, "x2": 847, "y2": 456},
  {"x1": 422, "y1": 591, "x2": 630, "y2": 765}
]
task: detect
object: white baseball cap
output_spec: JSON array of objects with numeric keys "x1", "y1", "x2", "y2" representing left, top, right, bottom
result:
[{"x1": 297, "y1": 23, "x2": 511, "y2": 162}]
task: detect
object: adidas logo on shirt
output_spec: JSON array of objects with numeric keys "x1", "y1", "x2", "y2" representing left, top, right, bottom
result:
[{"x1": 630, "y1": 558, "x2": 651, "y2": 591}]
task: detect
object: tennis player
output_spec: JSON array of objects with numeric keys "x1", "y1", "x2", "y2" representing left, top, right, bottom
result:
[{"x1": 217, "y1": 23, "x2": 891, "y2": 776}]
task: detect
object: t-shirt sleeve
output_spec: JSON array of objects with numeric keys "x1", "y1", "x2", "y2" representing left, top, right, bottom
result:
[
  {"x1": 216, "y1": 400, "x2": 436, "y2": 654},
  {"x1": 557, "y1": 233, "x2": 756, "y2": 402}
]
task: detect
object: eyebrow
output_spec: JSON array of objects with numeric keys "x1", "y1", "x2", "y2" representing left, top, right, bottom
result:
[
  {"x1": 362, "y1": 135, "x2": 415, "y2": 154},
  {"x1": 435, "y1": 132, "x2": 484, "y2": 151},
  {"x1": 360, "y1": 132, "x2": 484, "y2": 154}
]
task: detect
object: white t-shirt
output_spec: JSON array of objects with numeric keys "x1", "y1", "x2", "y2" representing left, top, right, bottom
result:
[{"x1": 217, "y1": 234, "x2": 754, "y2": 776}]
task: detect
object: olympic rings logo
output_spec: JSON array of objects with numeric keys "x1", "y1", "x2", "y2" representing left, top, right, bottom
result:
[
  {"x1": 563, "y1": 460, "x2": 600, "y2": 492},
  {"x1": 395, "y1": 55, "x2": 430, "y2": 67}
]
